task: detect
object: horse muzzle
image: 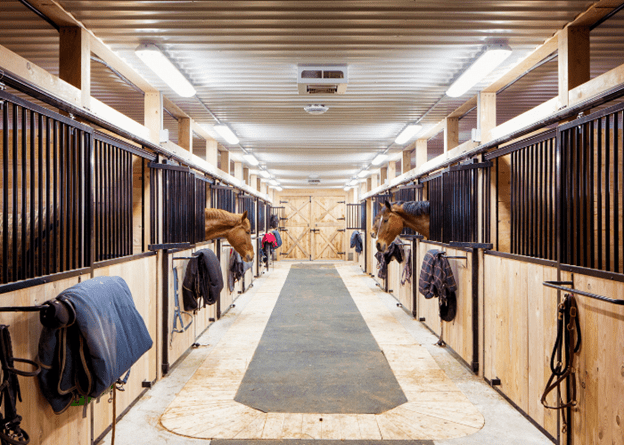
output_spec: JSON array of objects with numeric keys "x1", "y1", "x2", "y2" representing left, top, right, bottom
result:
[{"x1": 376, "y1": 242, "x2": 386, "y2": 253}]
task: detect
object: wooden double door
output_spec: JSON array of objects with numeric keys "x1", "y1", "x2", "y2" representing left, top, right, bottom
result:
[{"x1": 279, "y1": 195, "x2": 346, "y2": 261}]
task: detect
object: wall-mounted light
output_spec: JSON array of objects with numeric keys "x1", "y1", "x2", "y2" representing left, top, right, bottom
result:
[
  {"x1": 446, "y1": 44, "x2": 512, "y2": 98},
  {"x1": 372, "y1": 154, "x2": 388, "y2": 166},
  {"x1": 259, "y1": 170, "x2": 271, "y2": 179},
  {"x1": 135, "y1": 44, "x2": 196, "y2": 97},
  {"x1": 243, "y1": 154, "x2": 259, "y2": 166},
  {"x1": 395, "y1": 124, "x2": 422, "y2": 145},
  {"x1": 214, "y1": 124, "x2": 239, "y2": 145}
]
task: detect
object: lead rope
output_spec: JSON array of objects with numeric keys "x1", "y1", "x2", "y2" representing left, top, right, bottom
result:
[{"x1": 109, "y1": 370, "x2": 130, "y2": 445}]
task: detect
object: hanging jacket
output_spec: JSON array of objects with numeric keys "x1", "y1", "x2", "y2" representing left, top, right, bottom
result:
[
  {"x1": 228, "y1": 250, "x2": 245, "y2": 292},
  {"x1": 262, "y1": 232, "x2": 277, "y2": 248},
  {"x1": 37, "y1": 276, "x2": 153, "y2": 414},
  {"x1": 183, "y1": 249, "x2": 223, "y2": 310},
  {"x1": 401, "y1": 247, "x2": 412, "y2": 285},
  {"x1": 418, "y1": 249, "x2": 457, "y2": 300},
  {"x1": 374, "y1": 239, "x2": 404, "y2": 279},
  {"x1": 350, "y1": 231, "x2": 363, "y2": 253},
  {"x1": 271, "y1": 230, "x2": 283, "y2": 248}
]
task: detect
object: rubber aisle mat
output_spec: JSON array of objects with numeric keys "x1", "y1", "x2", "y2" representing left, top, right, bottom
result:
[{"x1": 234, "y1": 264, "x2": 408, "y2": 414}]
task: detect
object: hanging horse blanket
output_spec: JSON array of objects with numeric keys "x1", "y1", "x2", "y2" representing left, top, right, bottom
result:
[
  {"x1": 37, "y1": 276, "x2": 153, "y2": 414},
  {"x1": 418, "y1": 249, "x2": 458, "y2": 322},
  {"x1": 350, "y1": 231, "x2": 363, "y2": 253},
  {"x1": 183, "y1": 248, "x2": 223, "y2": 310},
  {"x1": 271, "y1": 230, "x2": 283, "y2": 248},
  {"x1": 228, "y1": 250, "x2": 253, "y2": 292}
]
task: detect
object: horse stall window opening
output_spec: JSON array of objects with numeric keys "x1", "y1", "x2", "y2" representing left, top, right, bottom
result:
[
  {"x1": 0, "y1": 90, "x2": 93, "y2": 285},
  {"x1": 269, "y1": 206, "x2": 285, "y2": 231},
  {"x1": 238, "y1": 194, "x2": 256, "y2": 234},
  {"x1": 193, "y1": 175, "x2": 211, "y2": 244},
  {"x1": 211, "y1": 184, "x2": 236, "y2": 213},
  {"x1": 346, "y1": 203, "x2": 365, "y2": 230},
  {"x1": 148, "y1": 162, "x2": 198, "y2": 248},
  {"x1": 558, "y1": 102, "x2": 624, "y2": 274},
  {"x1": 485, "y1": 129, "x2": 560, "y2": 261},
  {"x1": 372, "y1": 194, "x2": 392, "y2": 222},
  {"x1": 421, "y1": 162, "x2": 483, "y2": 245},
  {"x1": 393, "y1": 185, "x2": 420, "y2": 238}
]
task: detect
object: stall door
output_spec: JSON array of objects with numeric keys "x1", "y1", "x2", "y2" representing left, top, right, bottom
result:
[
  {"x1": 281, "y1": 196, "x2": 311, "y2": 260},
  {"x1": 312, "y1": 197, "x2": 345, "y2": 260}
]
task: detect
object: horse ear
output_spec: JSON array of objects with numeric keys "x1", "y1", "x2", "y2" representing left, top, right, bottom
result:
[
  {"x1": 384, "y1": 201, "x2": 392, "y2": 211},
  {"x1": 241, "y1": 211, "x2": 248, "y2": 222}
]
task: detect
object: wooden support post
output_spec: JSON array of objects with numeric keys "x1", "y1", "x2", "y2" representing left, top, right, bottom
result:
[
  {"x1": 178, "y1": 117, "x2": 193, "y2": 153},
  {"x1": 415, "y1": 139, "x2": 428, "y2": 169},
  {"x1": 366, "y1": 177, "x2": 372, "y2": 192},
  {"x1": 59, "y1": 27, "x2": 90, "y2": 108},
  {"x1": 402, "y1": 149, "x2": 413, "y2": 173},
  {"x1": 256, "y1": 177, "x2": 262, "y2": 192},
  {"x1": 380, "y1": 167, "x2": 388, "y2": 185},
  {"x1": 478, "y1": 92, "x2": 497, "y2": 144},
  {"x1": 558, "y1": 25, "x2": 590, "y2": 108},
  {"x1": 206, "y1": 139, "x2": 218, "y2": 167},
  {"x1": 220, "y1": 150, "x2": 230, "y2": 174},
  {"x1": 370, "y1": 173, "x2": 379, "y2": 190},
  {"x1": 243, "y1": 167, "x2": 250, "y2": 185},
  {"x1": 144, "y1": 92, "x2": 162, "y2": 145},
  {"x1": 444, "y1": 117, "x2": 459, "y2": 152},
  {"x1": 388, "y1": 161, "x2": 397, "y2": 181},
  {"x1": 249, "y1": 174, "x2": 258, "y2": 191},
  {"x1": 234, "y1": 162, "x2": 243, "y2": 182}
]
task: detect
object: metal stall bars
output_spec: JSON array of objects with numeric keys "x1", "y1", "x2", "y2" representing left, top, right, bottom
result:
[
  {"x1": 93, "y1": 132, "x2": 155, "y2": 262},
  {"x1": 237, "y1": 192, "x2": 255, "y2": 291},
  {"x1": 484, "y1": 129, "x2": 557, "y2": 259},
  {"x1": 558, "y1": 101, "x2": 624, "y2": 275},
  {"x1": 421, "y1": 161, "x2": 491, "y2": 244},
  {"x1": 393, "y1": 183, "x2": 424, "y2": 238},
  {"x1": 148, "y1": 161, "x2": 197, "y2": 250},
  {"x1": 0, "y1": 89, "x2": 93, "y2": 286},
  {"x1": 346, "y1": 201, "x2": 366, "y2": 264}
]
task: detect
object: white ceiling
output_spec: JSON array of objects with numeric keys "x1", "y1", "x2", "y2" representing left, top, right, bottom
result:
[{"x1": 2, "y1": 0, "x2": 623, "y2": 189}]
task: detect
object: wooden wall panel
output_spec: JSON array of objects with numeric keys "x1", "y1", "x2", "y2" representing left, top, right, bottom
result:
[
  {"x1": 416, "y1": 242, "x2": 473, "y2": 366},
  {"x1": 0, "y1": 275, "x2": 90, "y2": 445},
  {"x1": 92, "y1": 256, "x2": 157, "y2": 440}
]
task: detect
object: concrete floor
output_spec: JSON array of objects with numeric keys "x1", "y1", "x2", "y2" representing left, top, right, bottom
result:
[{"x1": 99, "y1": 262, "x2": 554, "y2": 445}]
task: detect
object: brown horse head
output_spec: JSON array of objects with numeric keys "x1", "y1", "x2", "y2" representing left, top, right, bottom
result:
[
  {"x1": 205, "y1": 209, "x2": 254, "y2": 262},
  {"x1": 376, "y1": 200, "x2": 430, "y2": 252},
  {"x1": 370, "y1": 210, "x2": 382, "y2": 239}
]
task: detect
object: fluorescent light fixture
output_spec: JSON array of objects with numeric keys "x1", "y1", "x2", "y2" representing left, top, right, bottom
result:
[
  {"x1": 243, "y1": 154, "x2": 259, "y2": 166},
  {"x1": 343, "y1": 186, "x2": 351, "y2": 191},
  {"x1": 275, "y1": 186, "x2": 283, "y2": 192},
  {"x1": 347, "y1": 179, "x2": 358, "y2": 186},
  {"x1": 372, "y1": 154, "x2": 388, "y2": 166},
  {"x1": 446, "y1": 44, "x2": 512, "y2": 98},
  {"x1": 135, "y1": 44, "x2": 196, "y2": 97},
  {"x1": 214, "y1": 124, "x2": 239, "y2": 145},
  {"x1": 358, "y1": 170, "x2": 369, "y2": 178},
  {"x1": 259, "y1": 170, "x2": 271, "y2": 179},
  {"x1": 269, "y1": 179, "x2": 279, "y2": 186},
  {"x1": 395, "y1": 124, "x2": 422, "y2": 145}
]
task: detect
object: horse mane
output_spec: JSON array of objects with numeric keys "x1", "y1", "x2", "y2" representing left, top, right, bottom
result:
[
  {"x1": 396, "y1": 200, "x2": 430, "y2": 216},
  {"x1": 205, "y1": 208, "x2": 244, "y2": 225}
]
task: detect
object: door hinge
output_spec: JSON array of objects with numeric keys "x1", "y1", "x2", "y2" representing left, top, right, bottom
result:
[
  {"x1": 338, "y1": 201, "x2": 346, "y2": 204},
  {"x1": 337, "y1": 217, "x2": 345, "y2": 221},
  {"x1": 338, "y1": 252, "x2": 345, "y2": 255},
  {"x1": 280, "y1": 200, "x2": 289, "y2": 204},
  {"x1": 337, "y1": 229, "x2": 346, "y2": 232},
  {"x1": 279, "y1": 253, "x2": 288, "y2": 256}
]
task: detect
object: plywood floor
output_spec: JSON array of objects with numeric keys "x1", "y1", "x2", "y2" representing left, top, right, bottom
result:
[{"x1": 160, "y1": 263, "x2": 484, "y2": 441}]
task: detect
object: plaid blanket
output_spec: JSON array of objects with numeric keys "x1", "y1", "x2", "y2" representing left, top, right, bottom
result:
[{"x1": 418, "y1": 249, "x2": 457, "y2": 299}]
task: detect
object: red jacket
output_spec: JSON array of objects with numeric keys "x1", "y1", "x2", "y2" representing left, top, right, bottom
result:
[{"x1": 262, "y1": 232, "x2": 277, "y2": 247}]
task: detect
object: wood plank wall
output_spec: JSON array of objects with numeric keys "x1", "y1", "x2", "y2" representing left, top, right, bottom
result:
[{"x1": 416, "y1": 242, "x2": 474, "y2": 366}]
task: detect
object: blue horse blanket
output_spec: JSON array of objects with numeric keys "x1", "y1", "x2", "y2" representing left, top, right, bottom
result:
[{"x1": 37, "y1": 276, "x2": 152, "y2": 414}]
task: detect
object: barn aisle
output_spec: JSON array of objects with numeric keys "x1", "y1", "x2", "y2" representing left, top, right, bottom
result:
[{"x1": 99, "y1": 262, "x2": 553, "y2": 445}]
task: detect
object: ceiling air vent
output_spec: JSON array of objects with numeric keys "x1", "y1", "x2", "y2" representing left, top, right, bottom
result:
[{"x1": 298, "y1": 65, "x2": 348, "y2": 95}]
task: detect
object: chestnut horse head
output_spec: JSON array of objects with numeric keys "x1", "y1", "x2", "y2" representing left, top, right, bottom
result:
[
  {"x1": 370, "y1": 210, "x2": 382, "y2": 239},
  {"x1": 204, "y1": 209, "x2": 254, "y2": 262},
  {"x1": 376, "y1": 200, "x2": 430, "y2": 252}
]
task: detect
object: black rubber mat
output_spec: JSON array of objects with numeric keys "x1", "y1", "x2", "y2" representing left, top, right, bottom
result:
[
  {"x1": 212, "y1": 441, "x2": 434, "y2": 445},
  {"x1": 234, "y1": 264, "x2": 407, "y2": 414}
]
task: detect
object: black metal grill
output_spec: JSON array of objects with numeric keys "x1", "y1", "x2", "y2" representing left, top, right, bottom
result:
[
  {"x1": 0, "y1": 90, "x2": 92, "y2": 284},
  {"x1": 393, "y1": 184, "x2": 422, "y2": 237},
  {"x1": 559, "y1": 102, "x2": 624, "y2": 273},
  {"x1": 211, "y1": 184, "x2": 236, "y2": 213},
  {"x1": 346, "y1": 203, "x2": 365, "y2": 230},
  {"x1": 238, "y1": 194, "x2": 256, "y2": 233},
  {"x1": 257, "y1": 200, "x2": 267, "y2": 233},
  {"x1": 94, "y1": 134, "x2": 133, "y2": 261}
]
